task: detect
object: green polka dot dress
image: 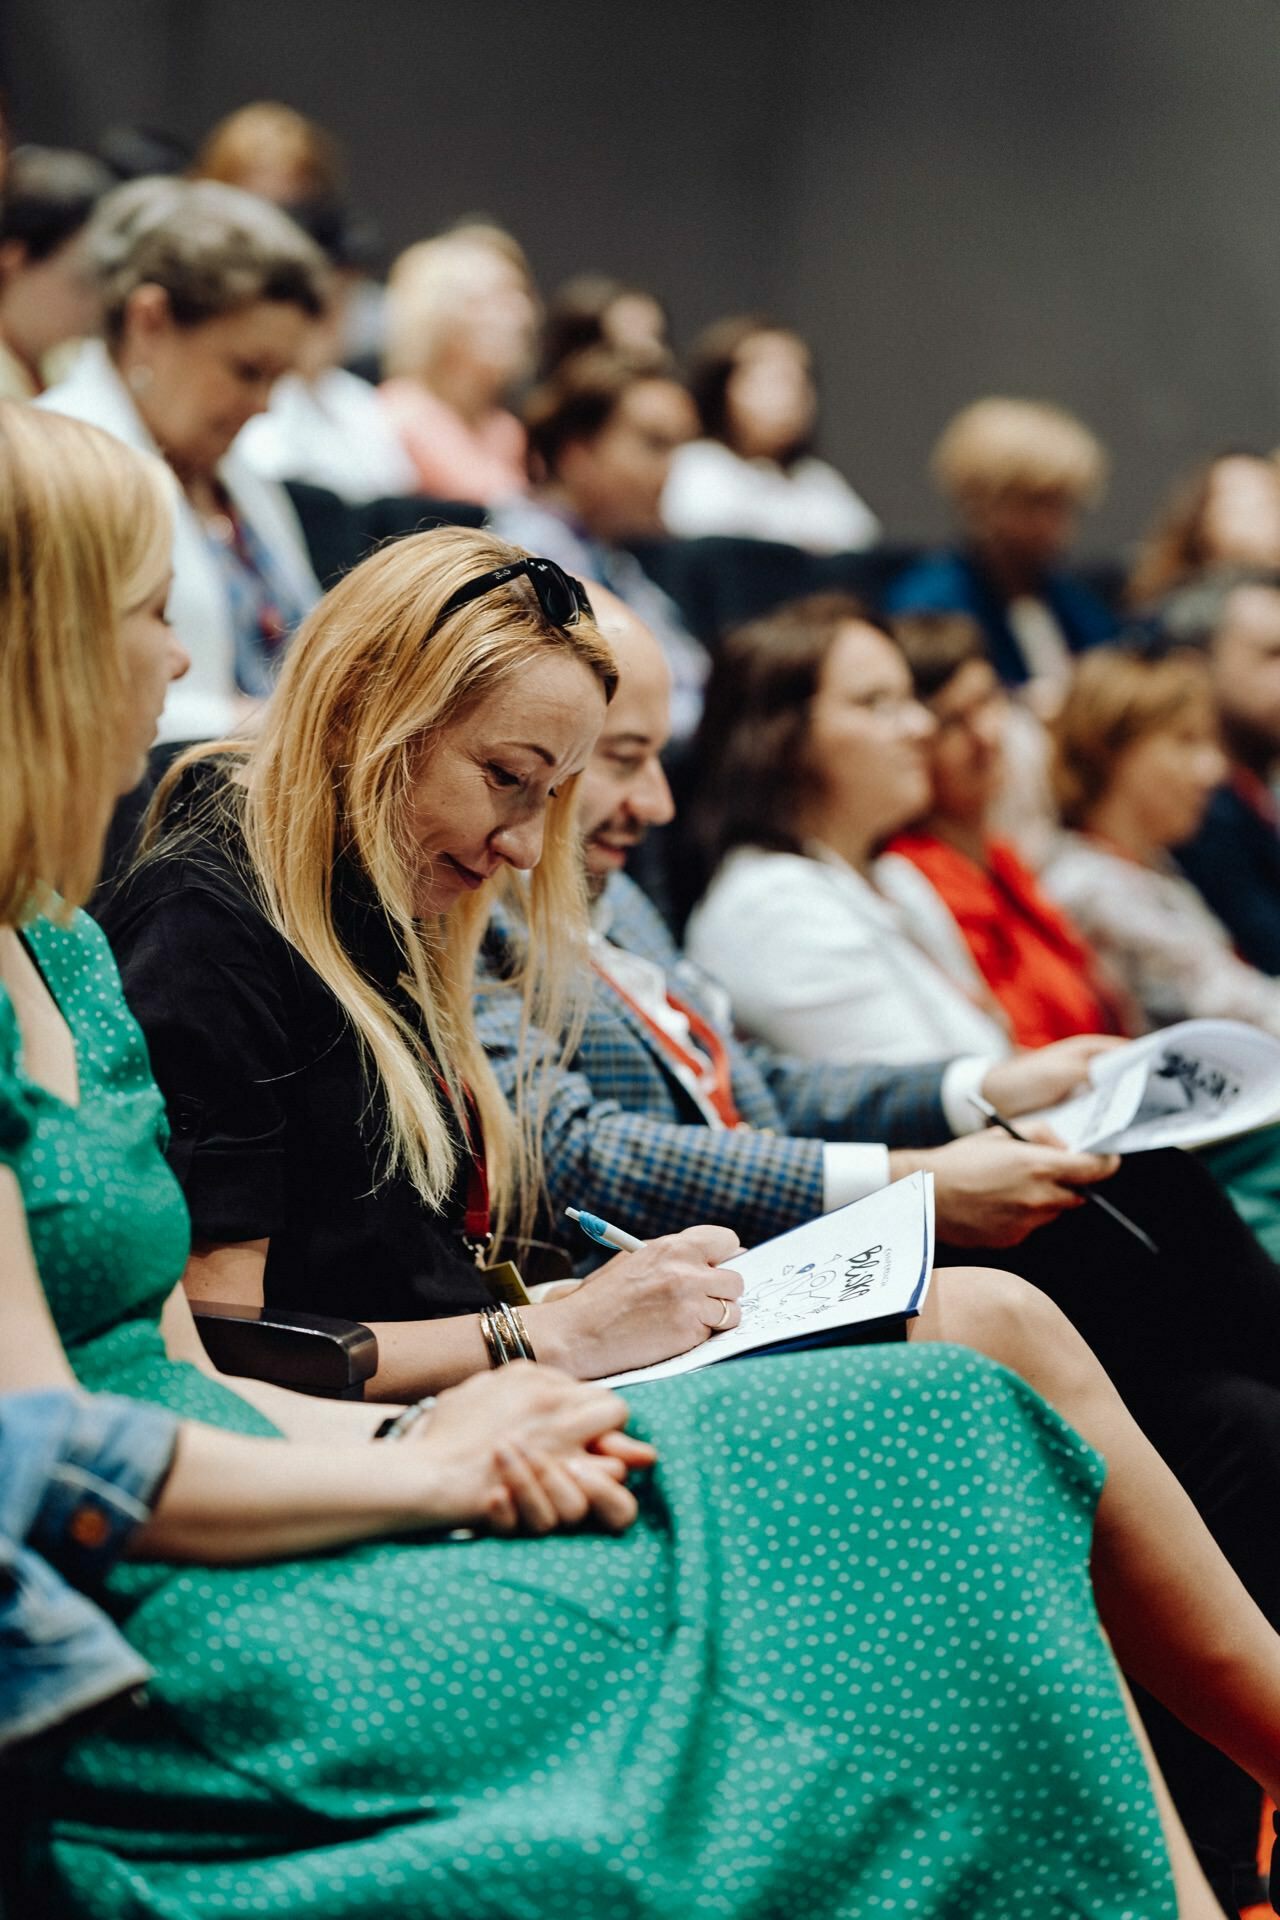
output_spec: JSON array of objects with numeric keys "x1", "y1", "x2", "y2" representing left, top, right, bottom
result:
[{"x1": 7, "y1": 913, "x2": 1175, "y2": 1918}]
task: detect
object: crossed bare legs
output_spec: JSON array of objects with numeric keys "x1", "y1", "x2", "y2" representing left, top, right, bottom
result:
[{"x1": 913, "y1": 1266, "x2": 1280, "y2": 1916}]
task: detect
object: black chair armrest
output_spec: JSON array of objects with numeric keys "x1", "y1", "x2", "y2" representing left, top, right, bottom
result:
[{"x1": 192, "y1": 1302, "x2": 378, "y2": 1399}]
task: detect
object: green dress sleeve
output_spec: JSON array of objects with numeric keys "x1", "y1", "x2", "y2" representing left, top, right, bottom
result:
[{"x1": 0, "y1": 986, "x2": 36, "y2": 1166}]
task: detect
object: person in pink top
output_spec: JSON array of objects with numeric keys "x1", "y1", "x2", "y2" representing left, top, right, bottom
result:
[{"x1": 379, "y1": 223, "x2": 539, "y2": 506}]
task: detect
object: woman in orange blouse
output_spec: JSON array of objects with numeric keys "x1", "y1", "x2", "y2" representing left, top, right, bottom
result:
[{"x1": 883, "y1": 611, "x2": 1138, "y2": 1046}]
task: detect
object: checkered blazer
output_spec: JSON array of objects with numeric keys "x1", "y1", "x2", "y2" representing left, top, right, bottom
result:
[{"x1": 476, "y1": 874, "x2": 954, "y2": 1247}]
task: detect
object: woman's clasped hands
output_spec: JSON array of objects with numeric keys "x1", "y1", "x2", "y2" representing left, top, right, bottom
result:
[{"x1": 393, "y1": 1363, "x2": 657, "y2": 1537}]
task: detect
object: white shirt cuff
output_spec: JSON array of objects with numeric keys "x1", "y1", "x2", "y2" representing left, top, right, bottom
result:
[
  {"x1": 940, "y1": 1057, "x2": 998, "y2": 1137},
  {"x1": 822, "y1": 1142, "x2": 892, "y2": 1210}
]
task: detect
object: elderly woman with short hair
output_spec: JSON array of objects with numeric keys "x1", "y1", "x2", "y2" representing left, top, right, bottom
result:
[
  {"x1": 885, "y1": 395, "x2": 1119, "y2": 694},
  {"x1": 40, "y1": 175, "x2": 328, "y2": 742}
]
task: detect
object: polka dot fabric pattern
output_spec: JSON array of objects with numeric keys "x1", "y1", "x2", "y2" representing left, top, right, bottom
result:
[{"x1": 6, "y1": 914, "x2": 1175, "y2": 1918}]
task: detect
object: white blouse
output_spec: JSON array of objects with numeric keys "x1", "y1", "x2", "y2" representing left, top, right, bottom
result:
[
  {"x1": 685, "y1": 844, "x2": 1010, "y2": 1065},
  {"x1": 1041, "y1": 832, "x2": 1280, "y2": 1040},
  {"x1": 40, "y1": 343, "x2": 320, "y2": 742},
  {"x1": 662, "y1": 439, "x2": 881, "y2": 553}
]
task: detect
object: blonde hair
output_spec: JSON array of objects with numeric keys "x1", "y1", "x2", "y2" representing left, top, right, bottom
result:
[
  {"x1": 1051, "y1": 646, "x2": 1212, "y2": 829},
  {"x1": 192, "y1": 102, "x2": 343, "y2": 202},
  {"x1": 0, "y1": 400, "x2": 172, "y2": 925},
  {"x1": 383, "y1": 227, "x2": 535, "y2": 380},
  {"x1": 932, "y1": 397, "x2": 1107, "y2": 509},
  {"x1": 150, "y1": 526, "x2": 615, "y2": 1243}
]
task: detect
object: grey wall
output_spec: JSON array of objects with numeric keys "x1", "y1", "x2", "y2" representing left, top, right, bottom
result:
[{"x1": 5, "y1": 0, "x2": 1280, "y2": 552}]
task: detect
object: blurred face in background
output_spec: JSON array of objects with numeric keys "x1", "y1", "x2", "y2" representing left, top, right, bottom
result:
[
  {"x1": 723, "y1": 329, "x2": 816, "y2": 462},
  {"x1": 1199, "y1": 457, "x2": 1280, "y2": 570},
  {"x1": 802, "y1": 621, "x2": 936, "y2": 859},
  {"x1": 1209, "y1": 582, "x2": 1280, "y2": 768},
  {"x1": 922, "y1": 656, "x2": 1009, "y2": 829},
  {"x1": 964, "y1": 481, "x2": 1079, "y2": 576},
  {"x1": 1101, "y1": 694, "x2": 1227, "y2": 851},
  {"x1": 560, "y1": 376, "x2": 696, "y2": 540},
  {"x1": 0, "y1": 229, "x2": 103, "y2": 369},
  {"x1": 121, "y1": 287, "x2": 309, "y2": 480},
  {"x1": 602, "y1": 291, "x2": 668, "y2": 358},
  {"x1": 442, "y1": 248, "x2": 539, "y2": 389}
]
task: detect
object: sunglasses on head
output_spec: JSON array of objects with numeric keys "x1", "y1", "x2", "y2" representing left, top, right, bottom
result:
[{"x1": 435, "y1": 556, "x2": 594, "y2": 632}]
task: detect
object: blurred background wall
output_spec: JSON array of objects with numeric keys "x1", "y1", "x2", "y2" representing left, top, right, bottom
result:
[{"x1": 4, "y1": 0, "x2": 1279, "y2": 552}]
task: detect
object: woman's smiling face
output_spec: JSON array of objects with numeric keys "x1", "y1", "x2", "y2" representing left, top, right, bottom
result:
[{"x1": 402, "y1": 652, "x2": 607, "y2": 915}]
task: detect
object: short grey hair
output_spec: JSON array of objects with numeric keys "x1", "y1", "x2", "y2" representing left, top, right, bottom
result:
[{"x1": 87, "y1": 176, "x2": 328, "y2": 342}]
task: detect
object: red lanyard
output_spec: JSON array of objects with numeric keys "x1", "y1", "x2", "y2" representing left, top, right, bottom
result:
[
  {"x1": 596, "y1": 962, "x2": 745, "y2": 1129},
  {"x1": 438, "y1": 1079, "x2": 492, "y2": 1263}
]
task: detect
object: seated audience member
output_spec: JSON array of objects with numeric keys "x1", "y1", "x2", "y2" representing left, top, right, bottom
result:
[
  {"x1": 491, "y1": 347, "x2": 709, "y2": 737},
  {"x1": 1042, "y1": 644, "x2": 1280, "y2": 1038},
  {"x1": 1161, "y1": 570, "x2": 1280, "y2": 973},
  {"x1": 1128, "y1": 451, "x2": 1280, "y2": 606},
  {"x1": 0, "y1": 144, "x2": 113, "y2": 400},
  {"x1": 541, "y1": 270, "x2": 669, "y2": 375},
  {"x1": 378, "y1": 225, "x2": 539, "y2": 505},
  {"x1": 40, "y1": 176, "x2": 326, "y2": 742},
  {"x1": 884, "y1": 610, "x2": 1138, "y2": 1046},
  {"x1": 235, "y1": 199, "x2": 418, "y2": 504},
  {"x1": 686, "y1": 594, "x2": 1012, "y2": 1063},
  {"x1": 191, "y1": 99, "x2": 387, "y2": 377},
  {"x1": 192, "y1": 99, "x2": 344, "y2": 204},
  {"x1": 8, "y1": 401, "x2": 1251, "y2": 1920},
  {"x1": 663, "y1": 314, "x2": 881, "y2": 552},
  {"x1": 480, "y1": 589, "x2": 1280, "y2": 1891},
  {"x1": 885, "y1": 396, "x2": 1118, "y2": 693}
]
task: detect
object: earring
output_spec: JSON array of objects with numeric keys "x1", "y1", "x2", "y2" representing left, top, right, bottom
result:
[{"x1": 127, "y1": 365, "x2": 154, "y2": 395}]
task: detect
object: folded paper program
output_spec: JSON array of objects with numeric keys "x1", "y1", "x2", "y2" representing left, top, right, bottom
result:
[{"x1": 1026, "y1": 1020, "x2": 1280, "y2": 1154}]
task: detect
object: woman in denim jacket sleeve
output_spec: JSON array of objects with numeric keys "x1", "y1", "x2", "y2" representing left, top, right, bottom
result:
[{"x1": 0, "y1": 1388, "x2": 177, "y2": 1753}]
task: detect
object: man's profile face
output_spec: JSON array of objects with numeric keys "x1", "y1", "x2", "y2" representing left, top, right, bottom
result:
[
  {"x1": 577, "y1": 621, "x2": 675, "y2": 896},
  {"x1": 563, "y1": 379, "x2": 696, "y2": 542},
  {"x1": 1211, "y1": 584, "x2": 1280, "y2": 763}
]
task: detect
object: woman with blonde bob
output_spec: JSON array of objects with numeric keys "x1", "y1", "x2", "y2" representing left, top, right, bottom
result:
[
  {"x1": 5, "y1": 398, "x2": 1261, "y2": 1919},
  {"x1": 885, "y1": 395, "x2": 1119, "y2": 690},
  {"x1": 378, "y1": 224, "x2": 539, "y2": 504}
]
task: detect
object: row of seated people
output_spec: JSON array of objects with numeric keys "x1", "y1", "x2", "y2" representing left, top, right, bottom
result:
[
  {"x1": 11, "y1": 400, "x2": 1280, "y2": 1916},
  {"x1": 12, "y1": 122, "x2": 1280, "y2": 782},
  {"x1": 13, "y1": 389, "x2": 1280, "y2": 1911}
]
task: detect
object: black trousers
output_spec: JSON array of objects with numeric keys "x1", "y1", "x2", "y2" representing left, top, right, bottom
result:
[{"x1": 941, "y1": 1147, "x2": 1280, "y2": 1900}]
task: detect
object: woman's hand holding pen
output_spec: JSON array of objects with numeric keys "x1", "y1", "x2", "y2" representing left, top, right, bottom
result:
[
  {"x1": 523, "y1": 1225, "x2": 745, "y2": 1381},
  {"x1": 396, "y1": 1365, "x2": 656, "y2": 1536}
]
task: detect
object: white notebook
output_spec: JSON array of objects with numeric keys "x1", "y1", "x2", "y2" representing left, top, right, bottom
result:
[{"x1": 601, "y1": 1171, "x2": 935, "y2": 1389}]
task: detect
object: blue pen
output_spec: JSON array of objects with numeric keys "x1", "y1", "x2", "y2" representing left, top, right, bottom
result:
[{"x1": 566, "y1": 1206, "x2": 644, "y2": 1253}]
